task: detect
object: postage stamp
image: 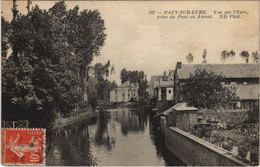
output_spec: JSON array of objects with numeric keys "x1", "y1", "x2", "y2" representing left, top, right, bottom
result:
[{"x1": 1, "y1": 128, "x2": 45, "y2": 165}]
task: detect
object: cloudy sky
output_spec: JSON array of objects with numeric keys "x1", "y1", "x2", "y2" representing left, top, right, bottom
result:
[{"x1": 2, "y1": 1, "x2": 259, "y2": 84}]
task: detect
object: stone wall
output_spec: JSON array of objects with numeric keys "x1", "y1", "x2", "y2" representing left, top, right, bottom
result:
[
  {"x1": 160, "y1": 116, "x2": 167, "y2": 135},
  {"x1": 160, "y1": 118, "x2": 248, "y2": 166}
]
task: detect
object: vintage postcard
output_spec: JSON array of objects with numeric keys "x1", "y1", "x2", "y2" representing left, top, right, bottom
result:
[{"x1": 1, "y1": 0, "x2": 259, "y2": 166}]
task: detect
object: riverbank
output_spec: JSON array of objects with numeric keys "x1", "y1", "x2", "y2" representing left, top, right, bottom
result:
[{"x1": 52, "y1": 108, "x2": 98, "y2": 130}]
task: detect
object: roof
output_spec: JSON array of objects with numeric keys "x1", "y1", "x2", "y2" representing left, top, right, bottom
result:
[
  {"x1": 149, "y1": 76, "x2": 162, "y2": 85},
  {"x1": 118, "y1": 81, "x2": 139, "y2": 88},
  {"x1": 228, "y1": 84, "x2": 259, "y2": 100},
  {"x1": 177, "y1": 64, "x2": 259, "y2": 79},
  {"x1": 161, "y1": 103, "x2": 198, "y2": 115},
  {"x1": 154, "y1": 80, "x2": 174, "y2": 88}
]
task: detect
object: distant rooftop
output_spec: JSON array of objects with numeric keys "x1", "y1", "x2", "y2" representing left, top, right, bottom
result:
[
  {"x1": 154, "y1": 80, "x2": 174, "y2": 88},
  {"x1": 149, "y1": 76, "x2": 162, "y2": 85},
  {"x1": 228, "y1": 84, "x2": 259, "y2": 100},
  {"x1": 118, "y1": 81, "x2": 139, "y2": 88},
  {"x1": 161, "y1": 103, "x2": 198, "y2": 116},
  {"x1": 177, "y1": 63, "x2": 259, "y2": 79}
]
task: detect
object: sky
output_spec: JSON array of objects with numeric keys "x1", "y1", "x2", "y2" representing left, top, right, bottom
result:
[{"x1": 2, "y1": 1, "x2": 259, "y2": 84}]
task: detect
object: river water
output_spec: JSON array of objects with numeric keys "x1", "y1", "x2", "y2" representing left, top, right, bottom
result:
[{"x1": 46, "y1": 107, "x2": 185, "y2": 166}]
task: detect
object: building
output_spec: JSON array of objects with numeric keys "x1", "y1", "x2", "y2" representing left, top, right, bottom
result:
[
  {"x1": 174, "y1": 62, "x2": 259, "y2": 110},
  {"x1": 148, "y1": 73, "x2": 174, "y2": 100},
  {"x1": 154, "y1": 81, "x2": 174, "y2": 101},
  {"x1": 160, "y1": 103, "x2": 198, "y2": 132},
  {"x1": 147, "y1": 76, "x2": 162, "y2": 98},
  {"x1": 110, "y1": 81, "x2": 139, "y2": 103}
]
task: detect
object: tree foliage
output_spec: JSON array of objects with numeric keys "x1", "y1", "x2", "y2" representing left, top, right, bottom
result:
[
  {"x1": 252, "y1": 51, "x2": 259, "y2": 63},
  {"x1": 186, "y1": 53, "x2": 193, "y2": 63},
  {"x1": 2, "y1": 1, "x2": 106, "y2": 128},
  {"x1": 221, "y1": 50, "x2": 236, "y2": 61},
  {"x1": 1, "y1": 17, "x2": 12, "y2": 64},
  {"x1": 94, "y1": 62, "x2": 117, "y2": 103},
  {"x1": 240, "y1": 50, "x2": 250, "y2": 63},
  {"x1": 180, "y1": 69, "x2": 238, "y2": 109},
  {"x1": 202, "y1": 49, "x2": 207, "y2": 64},
  {"x1": 162, "y1": 71, "x2": 167, "y2": 81}
]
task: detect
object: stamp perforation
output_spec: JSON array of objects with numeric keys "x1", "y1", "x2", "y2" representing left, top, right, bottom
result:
[{"x1": 1, "y1": 128, "x2": 46, "y2": 166}]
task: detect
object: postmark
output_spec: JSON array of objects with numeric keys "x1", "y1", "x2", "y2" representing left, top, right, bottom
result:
[{"x1": 1, "y1": 128, "x2": 45, "y2": 165}]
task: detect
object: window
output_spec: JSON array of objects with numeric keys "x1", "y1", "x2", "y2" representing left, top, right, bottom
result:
[
  {"x1": 128, "y1": 94, "x2": 130, "y2": 99},
  {"x1": 123, "y1": 93, "x2": 125, "y2": 97},
  {"x1": 115, "y1": 89, "x2": 117, "y2": 93},
  {"x1": 161, "y1": 87, "x2": 166, "y2": 100},
  {"x1": 168, "y1": 90, "x2": 171, "y2": 94},
  {"x1": 128, "y1": 89, "x2": 130, "y2": 92},
  {"x1": 133, "y1": 93, "x2": 136, "y2": 96},
  {"x1": 133, "y1": 89, "x2": 135, "y2": 92}
]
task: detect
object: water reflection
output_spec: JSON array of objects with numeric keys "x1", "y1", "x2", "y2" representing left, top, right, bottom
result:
[
  {"x1": 95, "y1": 111, "x2": 115, "y2": 151},
  {"x1": 46, "y1": 107, "x2": 185, "y2": 166}
]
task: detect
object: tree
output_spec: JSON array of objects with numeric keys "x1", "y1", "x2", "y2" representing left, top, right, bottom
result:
[
  {"x1": 1, "y1": 17, "x2": 12, "y2": 66},
  {"x1": 202, "y1": 49, "x2": 207, "y2": 64},
  {"x1": 110, "y1": 66, "x2": 115, "y2": 75},
  {"x1": 94, "y1": 61, "x2": 116, "y2": 103},
  {"x1": 221, "y1": 50, "x2": 228, "y2": 61},
  {"x1": 162, "y1": 71, "x2": 168, "y2": 81},
  {"x1": 186, "y1": 53, "x2": 193, "y2": 63},
  {"x1": 229, "y1": 50, "x2": 236, "y2": 58},
  {"x1": 240, "y1": 51, "x2": 250, "y2": 63},
  {"x1": 2, "y1": 1, "x2": 106, "y2": 129},
  {"x1": 180, "y1": 69, "x2": 238, "y2": 109},
  {"x1": 120, "y1": 68, "x2": 128, "y2": 84},
  {"x1": 221, "y1": 50, "x2": 236, "y2": 62},
  {"x1": 252, "y1": 51, "x2": 259, "y2": 63}
]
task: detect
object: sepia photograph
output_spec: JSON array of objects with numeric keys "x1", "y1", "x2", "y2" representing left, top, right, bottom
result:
[{"x1": 1, "y1": 0, "x2": 259, "y2": 166}]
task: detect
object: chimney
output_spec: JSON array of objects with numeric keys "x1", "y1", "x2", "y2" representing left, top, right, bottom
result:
[{"x1": 176, "y1": 62, "x2": 182, "y2": 69}]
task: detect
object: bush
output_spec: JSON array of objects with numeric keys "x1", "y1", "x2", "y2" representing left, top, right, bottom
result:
[
  {"x1": 250, "y1": 151, "x2": 259, "y2": 164},
  {"x1": 238, "y1": 147, "x2": 248, "y2": 158},
  {"x1": 246, "y1": 109, "x2": 259, "y2": 123},
  {"x1": 88, "y1": 94, "x2": 98, "y2": 109}
]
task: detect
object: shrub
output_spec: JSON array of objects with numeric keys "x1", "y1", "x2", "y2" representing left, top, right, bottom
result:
[
  {"x1": 238, "y1": 146, "x2": 248, "y2": 158},
  {"x1": 250, "y1": 151, "x2": 259, "y2": 164}
]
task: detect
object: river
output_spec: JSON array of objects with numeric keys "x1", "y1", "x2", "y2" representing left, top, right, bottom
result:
[{"x1": 46, "y1": 107, "x2": 185, "y2": 166}]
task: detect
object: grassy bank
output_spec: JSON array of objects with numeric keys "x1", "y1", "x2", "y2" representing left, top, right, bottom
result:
[{"x1": 52, "y1": 108, "x2": 97, "y2": 130}]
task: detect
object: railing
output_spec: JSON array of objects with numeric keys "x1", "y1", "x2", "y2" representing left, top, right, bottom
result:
[{"x1": 2, "y1": 120, "x2": 29, "y2": 128}]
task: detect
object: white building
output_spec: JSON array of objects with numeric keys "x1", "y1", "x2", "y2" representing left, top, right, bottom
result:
[
  {"x1": 110, "y1": 81, "x2": 139, "y2": 103},
  {"x1": 154, "y1": 81, "x2": 174, "y2": 101}
]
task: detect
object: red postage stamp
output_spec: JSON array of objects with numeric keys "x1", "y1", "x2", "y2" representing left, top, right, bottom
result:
[{"x1": 1, "y1": 128, "x2": 45, "y2": 165}]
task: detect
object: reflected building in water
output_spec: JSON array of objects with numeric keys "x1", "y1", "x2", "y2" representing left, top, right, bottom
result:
[{"x1": 46, "y1": 108, "x2": 185, "y2": 166}]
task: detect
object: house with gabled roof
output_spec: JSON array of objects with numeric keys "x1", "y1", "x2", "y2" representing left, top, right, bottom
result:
[
  {"x1": 174, "y1": 62, "x2": 259, "y2": 110},
  {"x1": 148, "y1": 73, "x2": 174, "y2": 100}
]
